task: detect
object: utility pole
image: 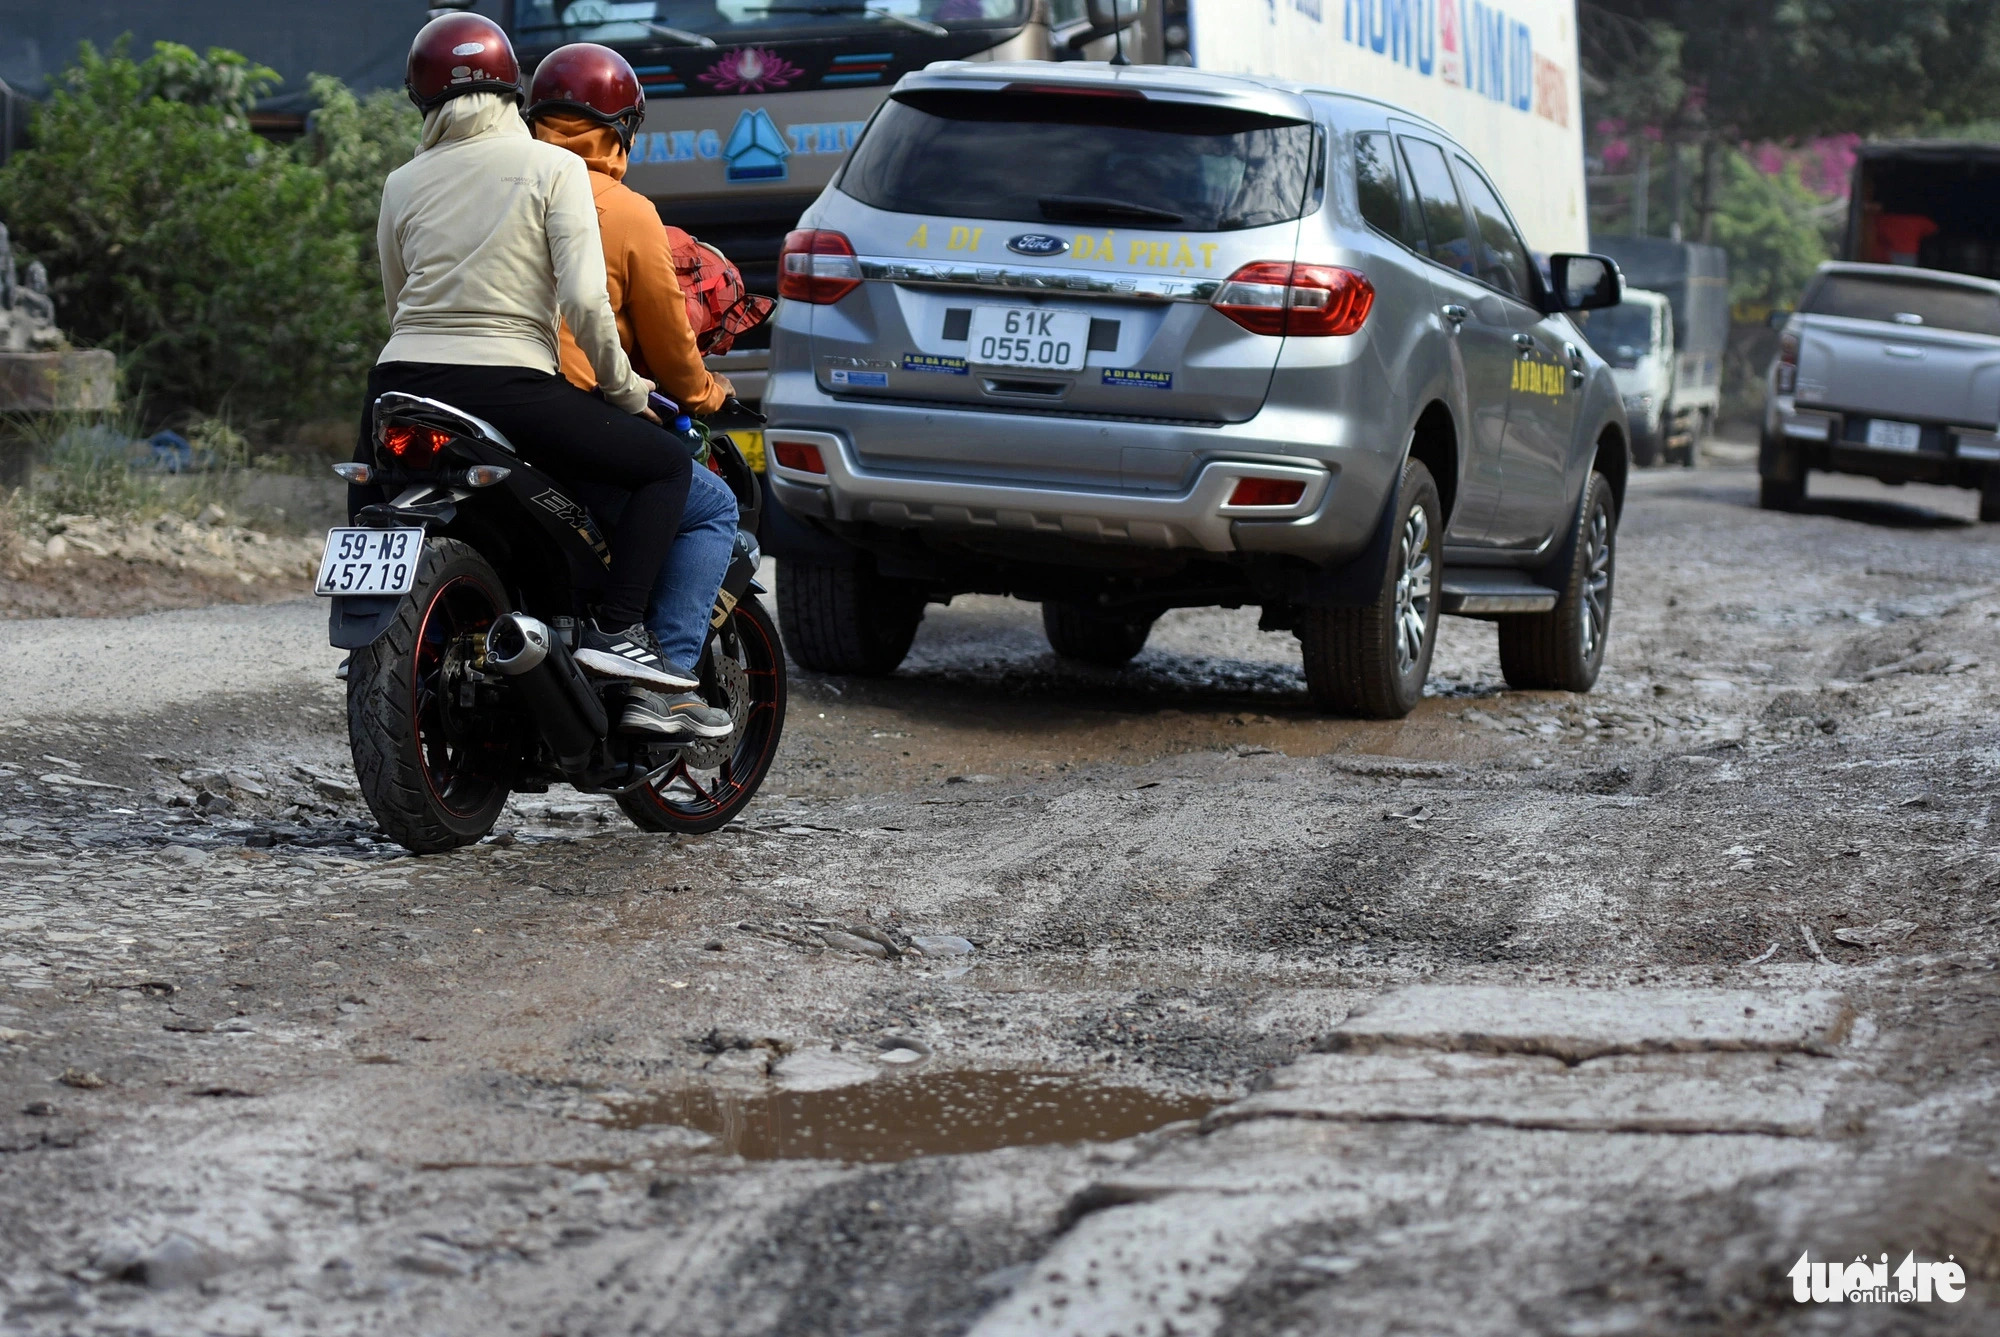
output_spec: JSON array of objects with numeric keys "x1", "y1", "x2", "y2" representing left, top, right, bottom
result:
[{"x1": 1632, "y1": 137, "x2": 1650, "y2": 237}]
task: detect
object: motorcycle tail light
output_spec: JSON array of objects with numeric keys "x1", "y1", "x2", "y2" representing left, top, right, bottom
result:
[
  {"x1": 1214, "y1": 262, "x2": 1374, "y2": 337},
  {"x1": 1775, "y1": 332, "x2": 1800, "y2": 395},
  {"x1": 380, "y1": 423, "x2": 453, "y2": 468},
  {"x1": 778, "y1": 229, "x2": 862, "y2": 305},
  {"x1": 1227, "y1": 477, "x2": 1307, "y2": 507},
  {"x1": 773, "y1": 440, "x2": 826, "y2": 474}
]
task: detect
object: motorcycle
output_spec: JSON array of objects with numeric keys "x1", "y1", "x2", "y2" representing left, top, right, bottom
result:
[{"x1": 321, "y1": 393, "x2": 786, "y2": 854}]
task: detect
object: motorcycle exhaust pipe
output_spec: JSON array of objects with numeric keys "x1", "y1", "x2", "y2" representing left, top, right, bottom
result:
[{"x1": 484, "y1": 614, "x2": 608, "y2": 773}]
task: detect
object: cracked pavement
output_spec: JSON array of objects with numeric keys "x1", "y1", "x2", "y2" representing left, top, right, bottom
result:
[{"x1": 1, "y1": 462, "x2": 1997, "y2": 1333}]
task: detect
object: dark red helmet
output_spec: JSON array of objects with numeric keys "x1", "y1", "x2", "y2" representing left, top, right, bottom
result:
[
  {"x1": 526, "y1": 43, "x2": 646, "y2": 149},
  {"x1": 405, "y1": 12, "x2": 522, "y2": 113}
]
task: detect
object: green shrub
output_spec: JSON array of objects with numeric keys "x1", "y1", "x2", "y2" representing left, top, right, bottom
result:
[{"x1": 0, "y1": 41, "x2": 380, "y2": 427}]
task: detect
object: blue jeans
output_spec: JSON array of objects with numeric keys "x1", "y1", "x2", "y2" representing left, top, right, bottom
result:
[{"x1": 645, "y1": 462, "x2": 739, "y2": 675}]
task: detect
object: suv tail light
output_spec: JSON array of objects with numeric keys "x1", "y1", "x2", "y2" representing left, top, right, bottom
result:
[
  {"x1": 379, "y1": 423, "x2": 452, "y2": 469},
  {"x1": 1214, "y1": 262, "x2": 1374, "y2": 337},
  {"x1": 1775, "y1": 331, "x2": 1800, "y2": 395},
  {"x1": 779, "y1": 229, "x2": 862, "y2": 305},
  {"x1": 773, "y1": 440, "x2": 826, "y2": 474},
  {"x1": 1226, "y1": 477, "x2": 1308, "y2": 507}
]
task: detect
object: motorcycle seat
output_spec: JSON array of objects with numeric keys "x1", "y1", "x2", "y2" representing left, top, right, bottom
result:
[{"x1": 374, "y1": 392, "x2": 518, "y2": 455}]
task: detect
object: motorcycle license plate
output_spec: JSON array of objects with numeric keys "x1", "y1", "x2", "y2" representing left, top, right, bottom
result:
[
  {"x1": 1865, "y1": 418, "x2": 1922, "y2": 452},
  {"x1": 969, "y1": 306, "x2": 1089, "y2": 372},
  {"x1": 315, "y1": 527, "x2": 423, "y2": 597}
]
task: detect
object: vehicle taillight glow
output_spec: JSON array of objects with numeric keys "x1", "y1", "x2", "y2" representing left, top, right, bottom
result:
[
  {"x1": 779, "y1": 229, "x2": 862, "y2": 305},
  {"x1": 1226, "y1": 477, "x2": 1308, "y2": 508},
  {"x1": 1001, "y1": 82, "x2": 1146, "y2": 99},
  {"x1": 380, "y1": 423, "x2": 453, "y2": 467},
  {"x1": 1775, "y1": 331, "x2": 1800, "y2": 395},
  {"x1": 773, "y1": 440, "x2": 826, "y2": 474},
  {"x1": 1213, "y1": 262, "x2": 1375, "y2": 337}
]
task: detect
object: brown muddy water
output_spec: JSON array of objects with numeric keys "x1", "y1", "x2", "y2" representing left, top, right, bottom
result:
[{"x1": 601, "y1": 1070, "x2": 1216, "y2": 1162}]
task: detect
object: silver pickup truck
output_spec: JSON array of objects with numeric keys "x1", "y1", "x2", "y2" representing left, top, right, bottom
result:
[{"x1": 1761, "y1": 261, "x2": 2000, "y2": 516}]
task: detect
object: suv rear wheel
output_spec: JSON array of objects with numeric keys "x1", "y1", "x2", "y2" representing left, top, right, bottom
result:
[
  {"x1": 1042, "y1": 601, "x2": 1155, "y2": 667},
  {"x1": 1759, "y1": 437, "x2": 1806, "y2": 511},
  {"x1": 777, "y1": 556, "x2": 926, "y2": 676},
  {"x1": 1980, "y1": 472, "x2": 2000, "y2": 523},
  {"x1": 1297, "y1": 458, "x2": 1440, "y2": 719}
]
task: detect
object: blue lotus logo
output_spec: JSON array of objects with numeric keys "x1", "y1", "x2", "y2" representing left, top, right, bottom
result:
[{"x1": 1007, "y1": 233, "x2": 1069, "y2": 257}]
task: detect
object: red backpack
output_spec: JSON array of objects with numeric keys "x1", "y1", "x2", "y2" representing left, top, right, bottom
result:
[{"x1": 664, "y1": 227, "x2": 775, "y2": 356}]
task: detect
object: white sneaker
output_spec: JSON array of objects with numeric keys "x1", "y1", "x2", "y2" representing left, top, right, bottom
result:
[{"x1": 573, "y1": 622, "x2": 698, "y2": 690}]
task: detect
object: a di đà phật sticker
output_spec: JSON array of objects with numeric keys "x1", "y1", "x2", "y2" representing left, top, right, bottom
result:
[
  {"x1": 1102, "y1": 369, "x2": 1173, "y2": 390},
  {"x1": 902, "y1": 353, "x2": 969, "y2": 376}
]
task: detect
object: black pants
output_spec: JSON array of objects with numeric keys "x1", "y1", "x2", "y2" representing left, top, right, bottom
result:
[{"x1": 352, "y1": 363, "x2": 690, "y2": 629}]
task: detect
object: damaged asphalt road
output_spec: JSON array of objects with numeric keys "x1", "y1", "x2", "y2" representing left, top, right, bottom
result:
[{"x1": 1, "y1": 461, "x2": 1998, "y2": 1334}]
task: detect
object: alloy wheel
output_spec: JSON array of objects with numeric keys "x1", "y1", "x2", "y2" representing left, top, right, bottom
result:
[
  {"x1": 1393, "y1": 502, "x2": 1435, "y2": 677},
  {"x1": 1577, "y1": 501, "x2": 1613, "y2": 662}
]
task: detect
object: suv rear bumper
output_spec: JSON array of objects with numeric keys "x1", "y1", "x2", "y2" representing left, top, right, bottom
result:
[{"x1": 764, "y1": 401, "x2": 1390, "y2": 566}]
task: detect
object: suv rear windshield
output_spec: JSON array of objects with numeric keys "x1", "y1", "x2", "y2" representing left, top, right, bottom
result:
[
  {"x1": 839, "y1": 90, "x2": 1317, "y2": 233},
  {"x1": 1803, "y1": 273, "x2": 2000, "y2": 337}
]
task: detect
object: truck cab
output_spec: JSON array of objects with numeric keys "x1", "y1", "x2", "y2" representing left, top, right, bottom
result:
[{"x1": 1581, "y1": 290, "x2": 1673, "y2": 466}]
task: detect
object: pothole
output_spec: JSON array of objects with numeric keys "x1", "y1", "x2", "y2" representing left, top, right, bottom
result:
[{"x1": 601, "y1": 1069, "x2": 1214, "y2": 1162}]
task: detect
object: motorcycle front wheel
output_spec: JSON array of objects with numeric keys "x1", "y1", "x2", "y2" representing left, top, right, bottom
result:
[
  {"x1": 617, "y1": 592, "x2": 787, "y2": 835},
  {"x1": 348, "y1": 538, "x2": 514, "y2": 854}
]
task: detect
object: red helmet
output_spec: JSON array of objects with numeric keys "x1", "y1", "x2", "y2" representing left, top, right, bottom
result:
[
  {"x1": 527, "y1": 44, "x2": 646, "y2": 149},
  {"x1": 405, "y1": 12, "x2": 522, "y2": 113}
]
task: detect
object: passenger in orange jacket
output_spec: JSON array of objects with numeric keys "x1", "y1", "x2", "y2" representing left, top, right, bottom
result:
[
  {"x1": 528, "y1": 44, "x2": 739, "y2": 741},
  {"x1": 528, "y1": 120, "x2": 732, "y2": 414}
]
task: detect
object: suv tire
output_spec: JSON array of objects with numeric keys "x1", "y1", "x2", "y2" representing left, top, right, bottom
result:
[
  {"x1": 1759, "y1": 436, "x2": 1806, "y2": 511},
  {"x1": 1980, "y1": 472, "x2": 2000, "y2": 524},
  {"x1": 1042, "y1": 601, "x2": 1155, "y2": 666},
  {"x1": 1297, "y1": 458, "x2": 1440, "y2": 719},
  {"x1": 777, "y1": 557, "x2": 925, "y2": 676},
  {"x1": 1498, "y1": 471, "x2": 1616, "y2": 693}
]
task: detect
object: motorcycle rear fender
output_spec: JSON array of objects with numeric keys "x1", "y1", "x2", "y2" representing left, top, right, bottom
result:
[{"x1": 330, "y1": 595, "x2": 401, "y2": 650}]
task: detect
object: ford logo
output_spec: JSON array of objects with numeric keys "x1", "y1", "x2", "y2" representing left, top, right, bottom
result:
[{"x1": 1007, "y1": 233, "x2": 1070, "y2": 257}]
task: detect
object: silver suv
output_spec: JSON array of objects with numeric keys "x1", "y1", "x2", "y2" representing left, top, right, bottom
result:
[{"x1": 762, "y1": 62, "x2": 1631, "y2": 715}]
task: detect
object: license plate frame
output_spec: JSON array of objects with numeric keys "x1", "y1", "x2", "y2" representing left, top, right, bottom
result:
[
  {"x1": 314, "y1": 527, "x2": 425, "y2": 598},
  {"x1": 968, "y1": 305, "x2": 1090, "y2": 373},
  {"x1": 1864, "y1": 418, "x2": 1923, "y2": 452}
]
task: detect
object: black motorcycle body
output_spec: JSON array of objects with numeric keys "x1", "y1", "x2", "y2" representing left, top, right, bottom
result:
[{"x1": 329, "y1": 392, "x2": 786, "y2": 853}]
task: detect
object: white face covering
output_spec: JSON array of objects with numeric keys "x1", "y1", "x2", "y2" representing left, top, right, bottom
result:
[{"x1": 417, "y1": 91, "x2": 527, "y2": 153}]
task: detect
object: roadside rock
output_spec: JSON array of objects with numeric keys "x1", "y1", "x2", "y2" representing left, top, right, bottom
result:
[
  {"x1": 912, "y1": 934, "x2": 976, "y2": 957},
  {"x1": 1832, "y1": 919, "x2": 1918, "y2": 949},
  {"x1": 772, "y1": 1049, "x2": 875, "y2": 1091},
  {"x1": 820, "y1": 929, "x2": 890, "y2": 959}
]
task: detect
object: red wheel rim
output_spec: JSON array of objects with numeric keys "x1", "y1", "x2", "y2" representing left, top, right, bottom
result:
[
  {"x1": 409, "y1": 574, "x2": 509, "y2": 820},
  {"x1": 632, "y1": 604, "x2": 782, "y2": 825}
]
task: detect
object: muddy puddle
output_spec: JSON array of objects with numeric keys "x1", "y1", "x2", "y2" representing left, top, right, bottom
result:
[{"x1": 603, "y1": 1069, "x2": 1214, "y2": 1163}]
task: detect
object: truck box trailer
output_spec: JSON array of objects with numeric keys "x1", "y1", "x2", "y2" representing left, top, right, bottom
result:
[{"x1": 1845, "y1": 140, "x2": 2000, "y2": 278}]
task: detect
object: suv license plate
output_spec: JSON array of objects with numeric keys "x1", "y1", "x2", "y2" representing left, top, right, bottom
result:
[
  {"x1": 315, "y1": 527, "x2": 423, "y2": 597},
  {"x1": 1865, "y1": 418, "x2": 1922, "y2": 452},
  {"x1": 969, "y1": 306, "x2": 1089, "y2": 372}
]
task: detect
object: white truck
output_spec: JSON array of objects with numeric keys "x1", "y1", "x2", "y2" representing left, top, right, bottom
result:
[
  {"x1": 1586, "y1": 236, "x2": 1730, "y2": 466},
  {"x1": 1186, "y1": 0, "x2": 1588, "y2": 253}
]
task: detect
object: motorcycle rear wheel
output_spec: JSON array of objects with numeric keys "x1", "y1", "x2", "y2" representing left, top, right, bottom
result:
[
  {"x1": 617, "y1": 593, "x2": 786, "y2": 835},
  {"x1": 348, "y1": 538, "x2": 513, "y2": 854}
]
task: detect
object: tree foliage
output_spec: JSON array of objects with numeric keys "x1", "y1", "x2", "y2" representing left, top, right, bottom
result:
[
  {"x1": 1709, "y1": 152, "x2": 1836, "y2": 309},
  {"x1": 0, "y1": 41, "x2": 407, "y2": 426},
  {"x1": 1587, "y1": 1, "x2": 2000, "y2": 142}
]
